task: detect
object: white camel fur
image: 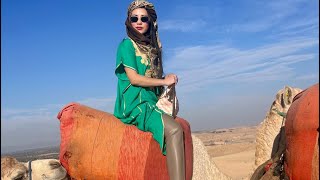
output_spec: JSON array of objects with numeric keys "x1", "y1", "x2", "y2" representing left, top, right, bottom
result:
[
  {"x1": 192, "y1": 134, "x2": 232, "y2": 180},
  {"x1": 1, "y1": 156, "x2": 69, "y2": 180}
]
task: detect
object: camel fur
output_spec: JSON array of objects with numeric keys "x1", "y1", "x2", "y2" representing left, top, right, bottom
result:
[
  {"x1": 1, "y1": 156, "x2": 69, "y2": 180},
  {"x1": 192, "y1": 134, "x2": 232, "y2": 180},
  {"x1": 254, "y1": 86, "x2": 302, "y2": 167}
]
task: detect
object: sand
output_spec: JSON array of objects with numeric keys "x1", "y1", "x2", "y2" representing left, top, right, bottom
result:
[{"x1": 193, "y1": 126, "x2": 257, "y2": 180}]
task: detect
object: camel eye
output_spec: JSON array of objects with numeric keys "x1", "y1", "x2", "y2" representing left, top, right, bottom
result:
[
  {"x1": 280, "y1": 94, "x2": 285, "y2": 107},
  {"x1": 49, "y1": 161, "x2": 61, "y2": 169},
  {"x1": 13, "y1": 173, "x2": 24, "y2": 180}
]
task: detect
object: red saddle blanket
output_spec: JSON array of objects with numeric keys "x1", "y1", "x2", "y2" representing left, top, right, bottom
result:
[
  {"x1": 57, "y1": 103, "x2": 193, "y2": 180},
  {"x1": 285, "y1": 83, "x2": 319, "y2": 179}
]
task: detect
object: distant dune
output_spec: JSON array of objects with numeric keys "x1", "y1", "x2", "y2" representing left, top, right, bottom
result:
[{"x1": 1, "y1": 146, "x2": 60, "y2": 162}]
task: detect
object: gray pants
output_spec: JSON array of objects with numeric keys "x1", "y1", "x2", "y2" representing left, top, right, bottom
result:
[{"x1": 163, "y1": 114, "x2": 186, "y2": 180}]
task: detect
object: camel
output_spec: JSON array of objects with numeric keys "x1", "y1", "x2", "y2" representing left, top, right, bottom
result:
[
  {"x1": 1, "y1": 156, "x2": 69, "y2": 180},
  {"x1": 192, "y1": 134, "x2": 232, "y2": 180},
  {"x1": 254, "y1": 86, "x2": 302, "y2": 167}
]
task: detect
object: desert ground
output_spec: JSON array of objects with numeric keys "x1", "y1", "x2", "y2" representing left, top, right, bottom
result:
[
  {"x1": 3, "y1": 125, "x2": 258, "y2": 180},
  {"x1": 193, "y1": 125, "x2": 257, "y2": 180}
]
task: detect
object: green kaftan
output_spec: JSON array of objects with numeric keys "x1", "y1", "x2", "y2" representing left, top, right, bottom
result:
[{"x1": 114, "y1": 38, "x2": 167, "y2": 155}]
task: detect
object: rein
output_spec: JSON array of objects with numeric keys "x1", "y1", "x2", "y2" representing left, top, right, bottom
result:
[
  {"x1": 172, "y1": 84, "x2": 176, "y2": 118},
  {"x1": 272, "y1": 108, "x2": 287, "y2": 148},
  {"x1": 272, "y1": 108, "x2": 287, "y2": 119},
  {"x1": 272, "y1": 108, "x2": 287, "y2": 178},
  {"x1": 28, "y1": 160, "x2": 33, "y2": 180}
]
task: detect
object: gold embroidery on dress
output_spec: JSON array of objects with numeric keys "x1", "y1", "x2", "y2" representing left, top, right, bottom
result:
[
  {"x1": 141, "y1": 58, "x2": 149, "y2": 66},
  {"x1": 130, "y1": 39, "x2": 149, "y2": 67}
]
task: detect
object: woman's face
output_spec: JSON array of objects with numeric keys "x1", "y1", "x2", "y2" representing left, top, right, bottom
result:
[{"x1": 130, "y1": 8, "x2": 149, "y2": 34}]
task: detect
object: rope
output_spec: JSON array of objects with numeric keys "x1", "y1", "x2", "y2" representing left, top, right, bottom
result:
[{"x1": 272, "y1": 108, "x2": 287, "y2": 119}]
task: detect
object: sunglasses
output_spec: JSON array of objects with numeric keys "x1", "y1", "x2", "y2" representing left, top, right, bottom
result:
[{"x1": 130, "y1": 16, "x2": 149, "y2": 23}]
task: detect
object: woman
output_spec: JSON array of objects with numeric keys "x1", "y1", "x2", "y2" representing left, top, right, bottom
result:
[{"x1": 113, "y1": 0, "x2": 185, "y2": 179}]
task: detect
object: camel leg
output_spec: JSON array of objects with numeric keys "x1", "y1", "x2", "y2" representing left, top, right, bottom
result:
[{"x1": 163, "y1": 114, "x2": 186, "y2": 180}]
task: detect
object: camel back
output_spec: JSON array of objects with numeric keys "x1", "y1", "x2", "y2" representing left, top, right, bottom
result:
[
  {"x1": 57, "y1": 103, "x2": 193, "y2": 180},
  {"x1": 285, "y1": 83, "x2": 319, "y2": 179}
]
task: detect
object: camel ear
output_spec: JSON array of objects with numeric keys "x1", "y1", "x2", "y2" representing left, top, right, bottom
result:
[{"x1": 283, "y1": 86, "x2": 293, "y2": 105}]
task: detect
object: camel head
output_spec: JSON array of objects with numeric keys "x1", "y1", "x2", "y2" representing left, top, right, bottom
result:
[
  {"x1": 1, "y1": 156, "x2": 28, "y2": 180},
  {"x1": 271, "y1": 86, "x2": 302, "y2": 115},
  {"x1": 1, "y1": 156, "x2": 69, "y2": 180},
  {"x1": 23, "y1": 159, "x2": 69, "y2": 180}
]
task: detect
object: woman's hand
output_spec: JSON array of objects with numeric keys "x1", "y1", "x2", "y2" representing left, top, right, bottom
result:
[{"x1": 163, "y1": 74, "x2": 178, "y2": 86}]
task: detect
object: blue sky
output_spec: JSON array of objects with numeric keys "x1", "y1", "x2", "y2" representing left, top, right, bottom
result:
[{"x1": 1, "y1": 0, "x2": 319, "y2": 153}]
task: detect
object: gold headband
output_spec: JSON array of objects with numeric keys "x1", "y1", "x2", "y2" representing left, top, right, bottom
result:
[{"x1": 127, "y1": 0, "x2": 155, "y2": 15}]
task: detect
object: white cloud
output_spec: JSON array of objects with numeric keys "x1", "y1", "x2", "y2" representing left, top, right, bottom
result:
[
  {"x1": 296, "y1": 74, "x2": 319, "y2": 81},
  {"x1": 159, "y1": 0, "x2": 318, "y2": 36},
  {"x1": 159, "y1": 19, "x2": 207, "y2": 32},
  {"x1": 1, "y1": 107, "x2": 55, "y2": 121},
  {"x1": 78, "y1": 97, "x2": 115, "y2": 112},
  {"x1": 228, "y1": 0, "x2": 317, "y2": 33},
  {"x1": 279, "y1": 18, "x2": 319, "y2": 31},
  {"x1": 165, "y1": 37, "x2": 318, "y2": 93},
  {"x1": 1, "y1": 97, "x2": 115, "y2": 121}
]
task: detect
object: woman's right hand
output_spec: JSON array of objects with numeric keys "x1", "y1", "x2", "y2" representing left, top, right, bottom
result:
[{"x1": 163, "y1": 74, "x2": 178, "y2": 86}]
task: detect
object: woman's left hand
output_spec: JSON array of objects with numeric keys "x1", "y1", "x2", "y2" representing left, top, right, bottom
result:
[{"x1": 164, "y1": 74, "x2": 178, "y2": 85}]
